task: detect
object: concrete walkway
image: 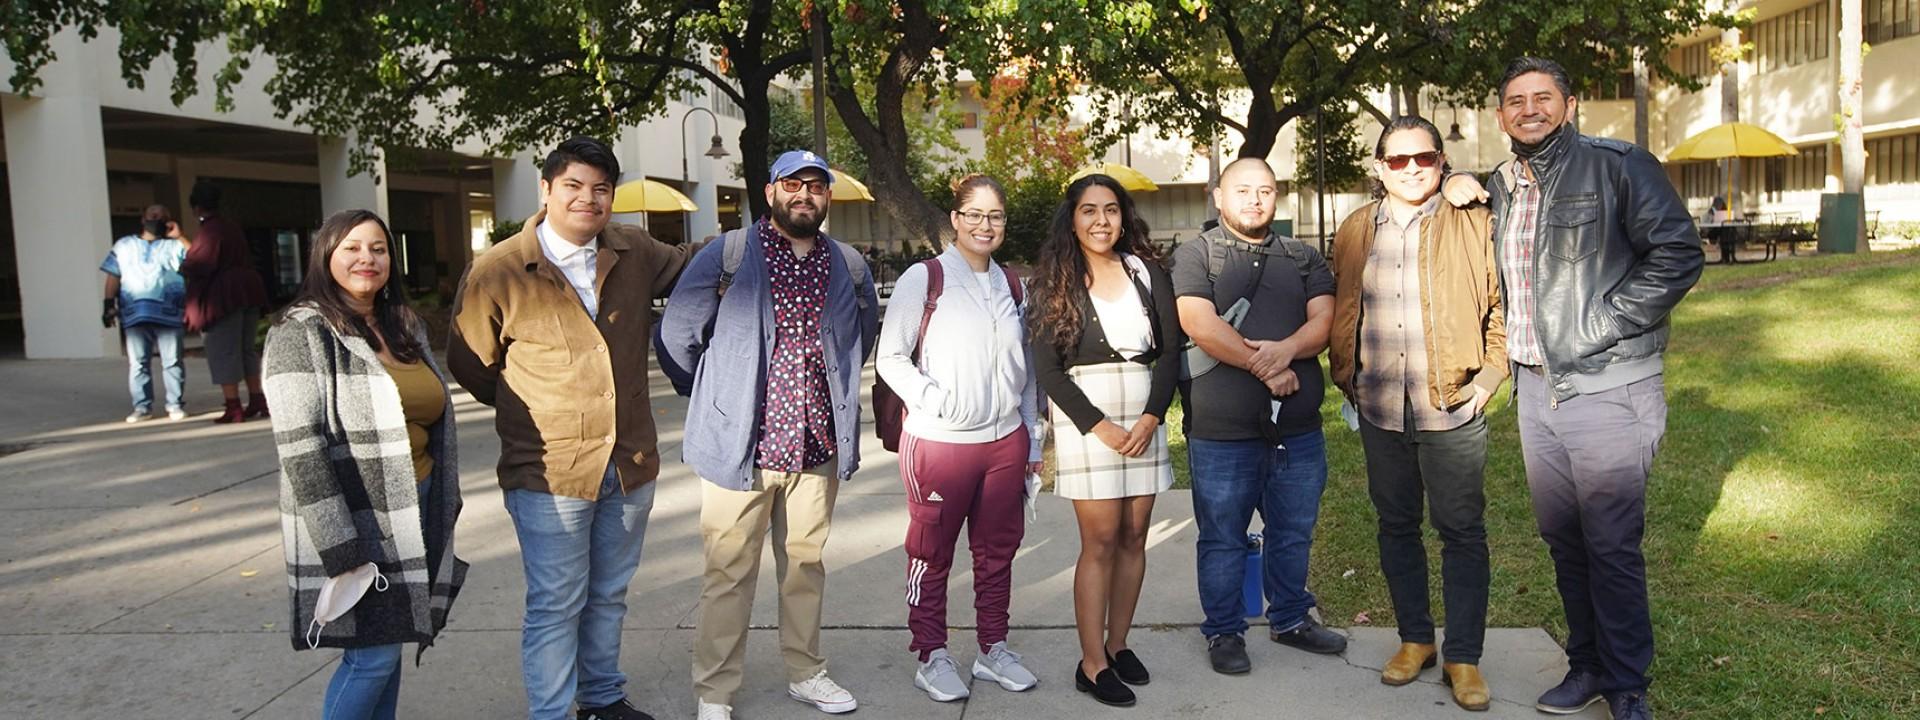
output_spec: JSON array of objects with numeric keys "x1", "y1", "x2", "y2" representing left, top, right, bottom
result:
[{"x1": 0, "y1": 356, "x2": 1603, "y2": 719}]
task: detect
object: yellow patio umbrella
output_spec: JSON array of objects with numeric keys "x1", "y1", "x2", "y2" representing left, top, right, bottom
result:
[
  {"x1": 1665, "y1": 122, "x2": 1799, "y2": 216},
  {"x1": 610, "y1": 178, "x2": 698, "y2": 213},
  {"x1": 830, "y1": 168, "x2": 875, "y2": 202},
  {"x1": 1067, "y1": 162, "x2": 1160, "y2": 192}
]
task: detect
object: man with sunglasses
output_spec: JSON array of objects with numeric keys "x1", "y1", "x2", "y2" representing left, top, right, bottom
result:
[
  {"x1": 1172, "y1": 157, "x2": 1341, "y2": 676},
  {"x1": 1446, "y1": 57, "x2": 1702, "y2": 720},
  {"x1": 658, "y1": 150, "x2": 880, "y2": 720}
]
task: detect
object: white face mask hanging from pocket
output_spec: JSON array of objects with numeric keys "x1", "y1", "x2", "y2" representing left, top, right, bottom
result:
[{"x1": 306, "y1": 563, "x2": 387, "y2": 649}]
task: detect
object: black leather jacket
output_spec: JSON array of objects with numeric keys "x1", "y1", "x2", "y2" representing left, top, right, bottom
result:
[{"x1": 1487, "y1": 124, "x2": 1705, "y2": 402}]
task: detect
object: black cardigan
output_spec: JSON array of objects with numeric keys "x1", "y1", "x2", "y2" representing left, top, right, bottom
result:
[{"x1": 1030, "y1": 257, "x2": 1184, "y2": 434}]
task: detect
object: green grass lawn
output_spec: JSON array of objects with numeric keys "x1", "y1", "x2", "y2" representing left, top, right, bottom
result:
[{"x1": 1162, "y1": 249, "x2": 1920, "y2": 718}]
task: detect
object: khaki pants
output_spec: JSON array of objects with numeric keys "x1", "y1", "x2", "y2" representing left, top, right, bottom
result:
[{"x1": 691, "y1": 459, "x2": 840, "y2": 704}]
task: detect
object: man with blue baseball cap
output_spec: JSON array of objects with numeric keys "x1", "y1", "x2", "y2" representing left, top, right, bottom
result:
[{"x1": 659, "y1": 149, "x2": 880, "y2": 720}]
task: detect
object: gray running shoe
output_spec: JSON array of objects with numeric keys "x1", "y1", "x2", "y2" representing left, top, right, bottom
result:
[
  {"x1": 915, "y1": 648, "x2": 971, "y2": 702},
  {"x1": 972, "y1": 641, "x2": 1039, "y2": 691}
]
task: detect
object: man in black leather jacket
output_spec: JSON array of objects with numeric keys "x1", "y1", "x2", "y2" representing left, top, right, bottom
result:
[{"x1": 1464, "y1": 57, "x2": 1704, "y2": 720}]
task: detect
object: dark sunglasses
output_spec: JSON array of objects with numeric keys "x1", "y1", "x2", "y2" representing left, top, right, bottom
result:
[{"x1": 1381, "y1": 151, "x2": 1441, "y2": 171}]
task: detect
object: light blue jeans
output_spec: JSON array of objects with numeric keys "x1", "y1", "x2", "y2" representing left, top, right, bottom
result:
[
  {"x1": 505, "y1": 464, "x2": 656, "y2": 720},
  {"x1": 124, "y1": 323, "x2": 185, "y2": 413},
  {"x1": 322, "y1": 643, "x2": 402, "y2": 720}
]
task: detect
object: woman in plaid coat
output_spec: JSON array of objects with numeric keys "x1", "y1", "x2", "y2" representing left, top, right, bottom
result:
[{"x1": 264, "y1": 209, "x2": 467, "y2": 719}]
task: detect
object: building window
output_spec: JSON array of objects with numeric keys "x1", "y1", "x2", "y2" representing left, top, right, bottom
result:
[
  {"x1": 1865, "y1": 131, "x2": 1920, "y2": 185},
  {"x1": 1583, "y1": 71, "x2": 1637, "y2": 101},
  {"x1": 1867, "y1": 0, "x2": 1920, "y2": 44},
  {"x1": 1672, "y1": 41, "x2": 1716, "y2": 83},
  {"x1": 960, "y1": 112, "x2": 980, "y2": 129},
  {"x1": 1755, "y1": 2, "x2": 1831, "y2": 73}
]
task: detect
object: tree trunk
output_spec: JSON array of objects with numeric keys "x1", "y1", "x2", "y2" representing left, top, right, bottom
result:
[
  {"x1": 1720, "y1": 28, "x2": 1743, "y2": 214},
  {"x1": 823, "y1": 2, "x2": 952, "y2": 250},
  {"x1": 1632, "y1": 49, "x2": 1650, "y2": 149},
  {"x1": 1840, "y1": 0, "x2": 1868, "y2": 250},
  {"x1": 1237, "y1": 98, "x2": 1283, "y2": 158},
  {"x1": 738, "y1": 77, "x2": 774, "y2": 219}
]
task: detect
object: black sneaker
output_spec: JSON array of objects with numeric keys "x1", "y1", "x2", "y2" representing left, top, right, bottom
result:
[
  {"x1": 1606, "y1": 690, "x2": 1653, "y2": 720},
  {"x1": 1268, "y1": 618, "x2": 1348, "y2": 655},
  {"x1": 1207, "y1": 633, "x2": 1251, "y2": 675},
  {"x1": 578, "y1": 697, "x2": 656, "y2": 720},
  {"x1": 1105, "y1": 647, "x2": 1150, "y2": 685},
  {"x1": 1534, "y1": 669, "x2": 1603, "y2": 714},
  {"x1": 1074, "y1": 662, "x2": 1136, "y2": 707}
]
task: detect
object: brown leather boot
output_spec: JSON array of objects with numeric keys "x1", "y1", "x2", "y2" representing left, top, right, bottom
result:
[
  {"x1": 1443, "y1": 662, "x2": 1491, "y2": 711},
  {"x1": 1380, "y1": 642, "x2": 1436, "y2": 686}
]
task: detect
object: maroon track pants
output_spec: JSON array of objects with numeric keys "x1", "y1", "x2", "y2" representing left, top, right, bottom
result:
[{"x1": 900, "y1": 427, "x2": 1030, "y2": 660}]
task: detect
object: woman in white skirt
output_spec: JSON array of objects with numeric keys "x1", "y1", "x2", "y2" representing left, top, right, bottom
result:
[{"x1": 1027, "y1": 174, "x2": 1183, "y2": 707}]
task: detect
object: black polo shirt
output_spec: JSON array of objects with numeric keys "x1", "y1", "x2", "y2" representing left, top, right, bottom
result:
[{"x1": 1171, "y1": 228, "x2": 1335, "y2": 441}]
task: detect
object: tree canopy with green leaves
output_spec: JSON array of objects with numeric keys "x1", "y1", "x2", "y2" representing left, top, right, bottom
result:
[
  {"x1": 1013, "y1": 0, "x2": 1730, "y2": 159},
  {"x1": 3, "y1": 0, "x2": 815, "y2": 216}
]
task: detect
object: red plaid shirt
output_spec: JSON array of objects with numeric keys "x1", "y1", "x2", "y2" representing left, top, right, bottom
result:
[
  {"x1": 754, "y1": 220, "x2": 837, "y2": 472},
  {"x1": 1500, "y1": 167, "x2": 1547, "y2": 366}
]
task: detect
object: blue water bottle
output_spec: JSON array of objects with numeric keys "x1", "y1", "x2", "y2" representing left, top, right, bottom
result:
[{"x1": 1242, "y1": 533, "x2": 1264, "y2": 618}]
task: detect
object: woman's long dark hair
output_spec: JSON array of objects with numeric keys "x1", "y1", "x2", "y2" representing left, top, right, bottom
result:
[
  {"x1": 279, "y1": 209, "x2": 425, "y2": 364},
  {"x1": 1026, "y1": 173, "x2": 1158, "y2": 356}
]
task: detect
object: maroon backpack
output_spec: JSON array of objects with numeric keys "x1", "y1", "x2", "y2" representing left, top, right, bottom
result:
[{"x1": 874, "y1": 259, "x2": 1024, "y2": 453}]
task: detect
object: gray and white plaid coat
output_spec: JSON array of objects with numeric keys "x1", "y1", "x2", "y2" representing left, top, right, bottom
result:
[{"x1": 264, "y1": 305, "x2": 468, "y2": 654}]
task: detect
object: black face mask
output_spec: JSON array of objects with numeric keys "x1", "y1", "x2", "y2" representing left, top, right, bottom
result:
[
  {"x1": 1511, "y1": 121, "x2": 1572, "y2": 160},
  {"x1": 143, "y1": 219, "x2": 169, "y2": 237}
]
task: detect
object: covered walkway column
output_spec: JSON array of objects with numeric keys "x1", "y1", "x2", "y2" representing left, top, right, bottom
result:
[
  {"x1": 318, "y1": 134, "x2": 389, "y2": 218},
  {"x1": 2, "y1": 31, "x2": 117, "y2": 359}
]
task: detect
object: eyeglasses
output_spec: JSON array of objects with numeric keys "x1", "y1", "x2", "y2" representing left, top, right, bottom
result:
[
  {"x1": 1381, "y1": 152, "x2": 1442, "y2": 171},
  {"x1": 957, "y1": 210, "x2": 1008, "y2": 228},
  {"x1": 777, "y1": 178, "x2": 831, "y2": 195}
]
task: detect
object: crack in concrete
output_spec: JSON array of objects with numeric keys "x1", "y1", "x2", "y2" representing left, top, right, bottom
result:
[{"x1": 83, "y1": 541, "x2": 281, "y2": 633}]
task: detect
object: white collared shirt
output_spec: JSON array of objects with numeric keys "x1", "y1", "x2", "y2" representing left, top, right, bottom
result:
[{"x1": 537, "y1": 220, "x2": 599, "y2": 318}]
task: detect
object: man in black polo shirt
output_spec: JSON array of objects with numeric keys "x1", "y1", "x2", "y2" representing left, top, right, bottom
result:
[{"x1": 1173, "y1": 158, "x2": 1342, "y2": 675}]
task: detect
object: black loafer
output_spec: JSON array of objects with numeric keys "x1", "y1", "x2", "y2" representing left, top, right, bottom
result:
[
  {"x1": 1207, "y1": 634, "x2": 1251, "y2": 675},
  {"x1": 1074, "y1": 662, "x2": 1137, "y2": 707},
  {"x1": 1269, "y1": 618, "x2": 1348, "y2": 655},
  {"x1": 1106, "y1": 647, "x2": 1151, "y2": 685}
]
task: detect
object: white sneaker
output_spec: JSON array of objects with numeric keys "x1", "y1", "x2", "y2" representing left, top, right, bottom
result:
[
  {"x1": 914, "y1": 648, "x2": 971, "y2": 702},
  {"x1": 972, "y1": 641, "x2": 1039, "y2": 691},
  {"x1": 124, "y1": 411, "x2": 149, "y2": 424},
  {"x1": 166, "y1": 407, "x2": 189, "y2": 422},
  {"x1": 696, "y1": 700, "x2": 733, "y2": 720},
  {"x1": 788, "y1": 669, "x2": 858, "y2": 714}
]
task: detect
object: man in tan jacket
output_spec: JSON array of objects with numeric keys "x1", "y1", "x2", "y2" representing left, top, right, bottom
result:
[
  {"x1": 1328, "y1": 116, "x2": 1506, "y2": 712},
  {"x1": 450, "y1": 136, "x2": 693, "y2": 720}
]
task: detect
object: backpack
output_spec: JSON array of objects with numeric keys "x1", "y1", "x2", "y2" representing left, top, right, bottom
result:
[
  {"x1": 874, "y1": 257, "x2": 1024, "y2": 453},
  {"x1": 1178, "y1": 227, "x2": 1319, "y2": 380},
  {"x1": 714, "y1": 228, "x2": 870, "y2": 314}
]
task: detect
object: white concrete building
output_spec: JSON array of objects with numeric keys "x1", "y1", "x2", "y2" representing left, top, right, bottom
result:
[{"x1": 1, "y1": 29, "x2": 753, "y2": 359}]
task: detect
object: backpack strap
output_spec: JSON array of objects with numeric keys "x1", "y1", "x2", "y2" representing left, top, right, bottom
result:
[
  {"x1": 716, "y1": 228, "x2": 749, "y2": 299},
  {"x1": 832, "y1": 239, "x2": 872, "y2": 312},
  {"x1": 999, "y1": 263, "x2": 1023, "y2": 306},
  {"x1": 909, "y1": 258, "x2": 944, "y2": 366}
]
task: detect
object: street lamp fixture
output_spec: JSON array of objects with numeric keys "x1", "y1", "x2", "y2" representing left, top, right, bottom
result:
[
  {"x1": 681, "y1": 106, "x2": 730, "y2": 183},
  {"x1": 1446, "y1": 105, "x2": 1466, "y2": 142}
]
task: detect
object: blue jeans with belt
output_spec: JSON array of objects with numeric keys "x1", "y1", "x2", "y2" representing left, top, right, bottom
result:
[
  {"x1": 505, "y1": 464, "x2": 657, "y2": 719},
  {"x1": 1188, "y1": 429, "x2": 1330, "y2": 637}
]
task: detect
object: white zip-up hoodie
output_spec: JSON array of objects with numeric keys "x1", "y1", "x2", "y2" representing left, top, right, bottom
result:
[{"x1": 875, "y1": 247, "x2": 1043, "y2": 462}]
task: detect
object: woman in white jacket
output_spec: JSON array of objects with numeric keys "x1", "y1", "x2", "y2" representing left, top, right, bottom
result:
[{"x1": 877, "y1": 174, "x2": 1044, "y2": 703}]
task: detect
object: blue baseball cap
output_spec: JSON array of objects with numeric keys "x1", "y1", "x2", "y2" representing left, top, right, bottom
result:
[{"x1": 769, "y1": 150, "x2": 835, "y2": 184}]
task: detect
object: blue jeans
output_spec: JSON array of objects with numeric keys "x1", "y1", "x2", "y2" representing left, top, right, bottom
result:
[
  {"x1": 1188, "y1": 430, "x2": 1330, "y2": 637},
  {"x1": 322, "y1": 643, "x2": 402, "y2": 720},
  {"x1": 505, "y1": 464, "x2": 656, "y2": 720},
  {"x1": 124, "y1": 324, "x2": 185, "y2": 413}
]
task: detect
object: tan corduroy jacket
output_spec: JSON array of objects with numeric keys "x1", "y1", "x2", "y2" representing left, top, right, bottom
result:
[
  {"x1": 449, "y1": 210, "x2": 693, "y2": 500},
  {"x1": 1329, "y1": 199, "x2": 1509, "y2": 412}
]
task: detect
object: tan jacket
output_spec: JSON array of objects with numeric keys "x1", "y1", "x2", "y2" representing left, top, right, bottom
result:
[
  {"x1": 1329, "y1": 200, "x2": 1508, "y2": 411},
  {"x1": 448, "y1": 210, "x2": 693, "y2": 500}
]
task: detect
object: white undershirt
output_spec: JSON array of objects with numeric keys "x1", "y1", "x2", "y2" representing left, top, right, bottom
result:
[{"x1": 537, "y1": 221, "x2": 599, "y2": 318}]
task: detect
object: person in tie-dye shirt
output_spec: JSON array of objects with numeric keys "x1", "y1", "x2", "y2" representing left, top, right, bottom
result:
[{"x1": 101, "y1": 204, "x2": 189, "y2": 422}]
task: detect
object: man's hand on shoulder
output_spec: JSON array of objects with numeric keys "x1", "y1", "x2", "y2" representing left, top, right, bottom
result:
[{"x1": 1443, "y1": 173, "x2": 1490, "y2": 208}]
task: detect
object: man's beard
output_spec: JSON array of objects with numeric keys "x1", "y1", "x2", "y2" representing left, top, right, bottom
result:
[
  {"x1": 773, "y1": 198, "x2": 827, "y2": 236},
  {"x1": 1221, "y1": 211, "x2": 1272, "y2": 240}
]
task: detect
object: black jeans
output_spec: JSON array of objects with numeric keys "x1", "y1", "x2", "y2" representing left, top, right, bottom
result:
[
  {"x1": 1515, "y1": 368, "x2": 1665, "y2": 693},
  {"x1": 1358, "y1": 401, "x2": 1490, "y2": 664}
]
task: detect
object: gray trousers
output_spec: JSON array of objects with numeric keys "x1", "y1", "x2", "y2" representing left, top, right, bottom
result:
[{"x1": 1514, "y1": 367, "x2": 1666, "y2": 693}]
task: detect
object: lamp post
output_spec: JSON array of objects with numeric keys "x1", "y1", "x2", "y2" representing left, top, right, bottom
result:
[{"x1": 681, "y1": 106, "x2": 730, "y2": 184}]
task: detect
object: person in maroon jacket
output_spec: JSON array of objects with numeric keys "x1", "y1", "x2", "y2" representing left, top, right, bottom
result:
[{"x1": 183, "y1": 181, "x2": 271, "y2": 423}]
